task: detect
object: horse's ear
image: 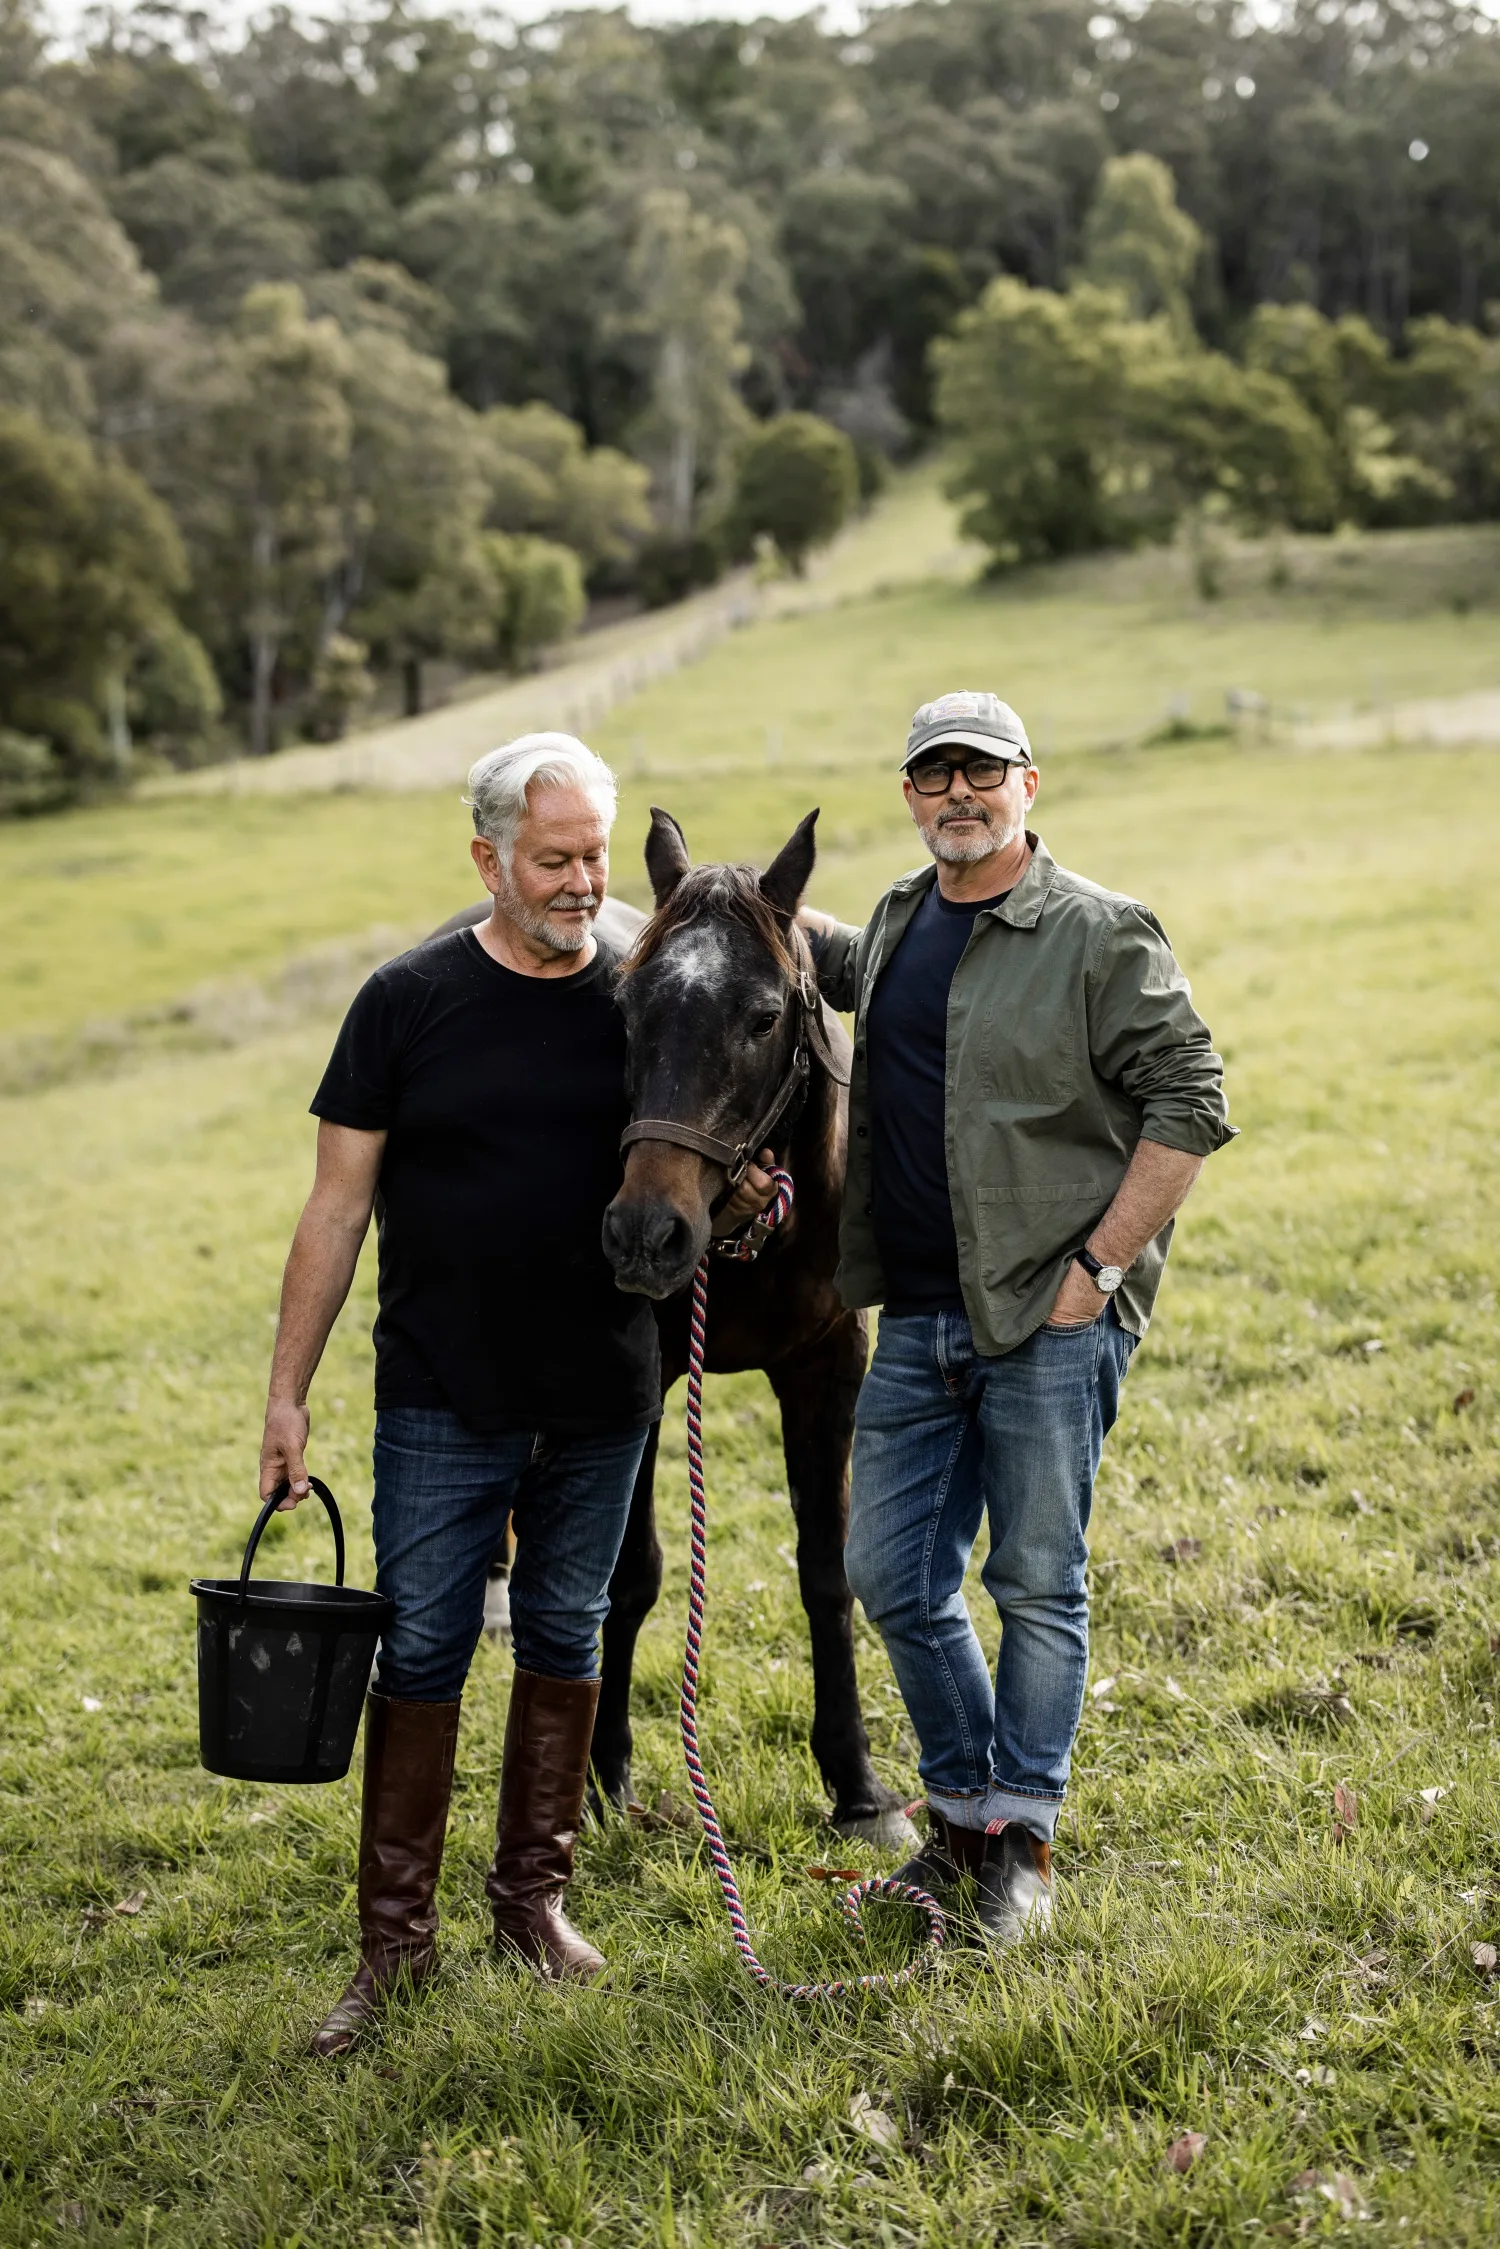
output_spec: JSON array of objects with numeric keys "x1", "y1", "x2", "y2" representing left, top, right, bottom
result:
[
  {"x1": 759, "y1": 807, "x2": 819, "y2": 918},
  {"x1": 645, "y1": 806, "x2": 691, "y2": 907}
]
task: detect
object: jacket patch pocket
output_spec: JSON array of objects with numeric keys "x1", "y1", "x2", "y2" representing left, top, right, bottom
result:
[{"x1": 976, "y1": 1180, "x2": 1104, "y2": 1208}]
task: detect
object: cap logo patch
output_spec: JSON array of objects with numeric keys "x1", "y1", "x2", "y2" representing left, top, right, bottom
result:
[{"x1": 920, "y1": 692, "x2": 987, "y2": 723}]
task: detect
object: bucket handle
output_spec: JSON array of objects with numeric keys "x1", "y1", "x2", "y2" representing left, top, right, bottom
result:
[{"x1": 239, "y1": 1477, "x2": 346, "y2": 1600}]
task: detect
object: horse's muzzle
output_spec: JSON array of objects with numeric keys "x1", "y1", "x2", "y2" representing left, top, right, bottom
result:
[{"x1": 601, "y1": 1193, "x2": 706, "y2": 1299}]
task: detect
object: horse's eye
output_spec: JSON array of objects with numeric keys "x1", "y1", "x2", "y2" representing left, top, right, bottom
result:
[{"x1": 750, "y1": 1011, "x2": 780, "y2": 1040}]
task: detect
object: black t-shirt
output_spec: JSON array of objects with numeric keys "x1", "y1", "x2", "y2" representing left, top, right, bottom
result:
[
  {"x1": 311, "y1": 927, "x2": 659, "y2": 1435},
  {"x1": 867, "y1": 881, "x2": 1011, "y2": 1317}
]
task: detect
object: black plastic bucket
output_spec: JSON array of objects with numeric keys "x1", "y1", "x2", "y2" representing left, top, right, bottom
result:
[{"x1": 191, "y1": 1478, "x2": 393, "y2": 1784}]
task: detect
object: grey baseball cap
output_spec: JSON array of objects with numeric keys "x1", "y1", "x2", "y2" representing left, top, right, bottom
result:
[{"x1": 902, "y1": 690, "x2": 1033, "y2": 770}]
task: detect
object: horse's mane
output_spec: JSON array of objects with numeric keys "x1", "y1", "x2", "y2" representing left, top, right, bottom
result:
[{"x1": 625, "y1": 864, "x2": 801, "y2": 984}]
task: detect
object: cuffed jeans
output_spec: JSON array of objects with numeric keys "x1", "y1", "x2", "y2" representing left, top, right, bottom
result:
[
  {"x1": 371, "y1": 1408, "x2": 649, "y2": 1702},
  {"x1": 845, "y1": 1307, "x2": 1135, "y2": 1842}
]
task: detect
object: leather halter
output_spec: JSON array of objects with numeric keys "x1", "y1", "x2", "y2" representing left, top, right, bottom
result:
[{"x1": 620, "y1": 926, "x2": 848, "y2": 1189}]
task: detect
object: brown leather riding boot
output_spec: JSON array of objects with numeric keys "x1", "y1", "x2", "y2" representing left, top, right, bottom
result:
[
  {"x1": 310, "y1": 1692, "x2": 461, "y2": 2058},
  {"x1": 485, "y1": 1668, "x2": 605, "y2": 1981}
]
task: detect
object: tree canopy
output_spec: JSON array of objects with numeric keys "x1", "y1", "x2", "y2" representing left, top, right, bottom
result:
[{"x1": 3, "y1": 0, "x2": 1500, "y2": 797}]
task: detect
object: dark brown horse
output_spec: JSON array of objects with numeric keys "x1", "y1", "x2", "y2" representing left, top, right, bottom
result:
[
  {"x1": 441, "y1": 810, "x2": 912, "y2": 1846},
  {"x1": 596, "y1": 807, "x2": 909, "y2": 1844}
]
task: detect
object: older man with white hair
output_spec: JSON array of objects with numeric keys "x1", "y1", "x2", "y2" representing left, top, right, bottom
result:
[{"x1": 258, "y1": 733, "x2": 770, "y2": 2057}]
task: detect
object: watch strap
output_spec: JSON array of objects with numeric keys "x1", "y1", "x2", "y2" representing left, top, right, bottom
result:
[{"x1": 1074, "y1": 1246, "x2": 1106, "y2": 1281}]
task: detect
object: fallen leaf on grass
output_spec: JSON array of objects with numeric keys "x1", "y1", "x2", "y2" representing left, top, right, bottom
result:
[
  {"x1": 23, "y1": 1996, "x2": 49, "y2": 2019},
  {"x1": 806, "y1": 1866, "x2": 862, "y2": 1884},
  {"x1": 81, "y1": 1891, "x2": 148, "y2": 1931},
  {"x1": 1453, "y1": 1388, "x2": 1475, "y2": 1411},
  {"x1": 1354, "y1": 1948, "x2": 1390, "y2": 1985},
  {"x1": 1298, "y1": 2017, "x2": 1328, "y2": 2042},
  {"x1": 1164, "y1": 2132, "x2": 1206, "y2": 2172},
  {"x1": 1289, "y1": 2170, "x2": 1371, "y2": 2220},
  {"x1": 81, "y1": 1697, "x2": 102, "y2": 1713},
  {"x1": 1294, "y1": 2065, "x2": 1336, "y2": 2087},
  {"x1": 848, "y1": 2092, "x2": 901, "y2": 2149},
  {"x1": 1090, "y1": 1675, "x2": 1118, "y2": 1700},
  {"x1": 1472, "y1": 1942, "x2": 1497, "y2": 1977},
  {"x1": 1161, "y1": 1537, "x2": 1202, "y2": 1564},
  {"x1": 57, "y1": 2202, "x2": 86, "y2": 2230},
  {"x1": 801, "y1": 2161, "x2": 835, "y2": 2187},
  {"x1": 1419, "y1": 1785, "x2": 1447, "y2": 1824},
  {"x1": 1332, "y1": 1781, "x2": 1358, "y2": 1841}
]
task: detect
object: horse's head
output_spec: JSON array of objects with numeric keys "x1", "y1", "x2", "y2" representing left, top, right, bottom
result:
[{"x1": 602, "y1": 805, "x2": 820, "y2": 1299}]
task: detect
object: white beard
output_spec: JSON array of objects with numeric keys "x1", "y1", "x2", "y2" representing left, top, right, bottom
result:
[
  {"x1": 496, "y1": 873, "x2": 599, "y2": 954},
  {"x1": 918, "y1": 800, "x2": 1025, "y2": 865}
]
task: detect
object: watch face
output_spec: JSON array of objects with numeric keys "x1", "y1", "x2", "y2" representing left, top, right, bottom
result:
[{"x1": 1098, "y1": 1266, "x2": 1125, "y2": 1293}]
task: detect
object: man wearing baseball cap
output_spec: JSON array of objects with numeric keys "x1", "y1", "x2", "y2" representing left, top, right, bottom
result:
[{"x1": 801, "y1": 690, "x2": 1234, "y2": 1945}]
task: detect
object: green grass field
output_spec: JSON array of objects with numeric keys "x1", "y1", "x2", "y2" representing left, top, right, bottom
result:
[{"x1": 2, "y1": 521, "x2": 1500, "y2": 2245}]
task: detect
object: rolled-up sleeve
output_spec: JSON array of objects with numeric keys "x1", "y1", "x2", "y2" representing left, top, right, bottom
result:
[
  {"x1": 1087, "y1": 905, "x2": 1236, "y2": 1156},
  {"x1": 805, "y1": 918, "x2": 864, "y2": 1015}
]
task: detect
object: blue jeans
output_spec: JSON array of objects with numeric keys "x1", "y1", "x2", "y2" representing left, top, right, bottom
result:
[
  {"x1": 845, "y1": 1308, "x2": 1136, "y2": 1841},
  {"x1": 371, "y1": 1408, "x2": 649, "y2": 1701}
]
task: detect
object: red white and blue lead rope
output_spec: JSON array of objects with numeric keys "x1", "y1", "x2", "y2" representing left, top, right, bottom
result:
[{"x1": 680, "y1": 1165, "x2": 946, "y2": 1997}]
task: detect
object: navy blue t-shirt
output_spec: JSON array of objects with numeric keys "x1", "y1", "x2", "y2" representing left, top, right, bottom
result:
[{"x1": 866, "y1": 881, "x2": 1010, "y2": 1315}]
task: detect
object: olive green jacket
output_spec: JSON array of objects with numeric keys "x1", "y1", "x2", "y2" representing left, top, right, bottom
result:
[{"x1": 812, "y1": 836, "x2": 1235, "y2": 1353}]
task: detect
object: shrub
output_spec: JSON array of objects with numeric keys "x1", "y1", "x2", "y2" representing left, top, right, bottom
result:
[
  {"x1": 635, "y1": 530, "x2": 725, "y2": 611},
  {"x1": 0, "y1": 728, "x2": 66, "y2": 818},
  {"x1": 302, "y1": 634, "x2": 375, "y2": 743},
  {"x1": 129, "y1": 619, "x2": 224, "y2": 766},
  {"x1": 730, "y1": 413, "x2": 858, "y2": 574},
  {"x1": 484, "y1": 534, "x2": 585, "y2": 671}
]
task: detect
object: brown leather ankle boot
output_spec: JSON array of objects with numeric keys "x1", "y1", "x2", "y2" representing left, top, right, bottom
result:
[
  {"x1": 974, "y1": 1825, "x2": 1054, "y2": 1948},
  {"x1": 891, "y1": 1810, "x2": 1052, "y2": 1948},
  {"x1": 310, "y1": 1692, "x2": 461, "y2": 2058},
  {"x1": 891, "y1": 1807, "x2": 989, "y2": 1901},
  {"x1": 486, "y1": 1668, "x2": 605, "y2": 1981}
]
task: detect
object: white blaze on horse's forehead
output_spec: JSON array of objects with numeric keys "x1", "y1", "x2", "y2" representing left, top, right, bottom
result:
[{"x1": 661, "y1": 927, "x2": 731, "y2": 991}]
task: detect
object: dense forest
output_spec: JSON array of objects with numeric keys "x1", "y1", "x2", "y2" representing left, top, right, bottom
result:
[{"x1": 2, "y1": 0, "x2": 1499, "y2": 805}]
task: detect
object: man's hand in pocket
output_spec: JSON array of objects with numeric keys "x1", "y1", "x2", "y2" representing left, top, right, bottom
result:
[{"x1": 1045, "y1": 1261, "x2": 1105, "y2": 1328}]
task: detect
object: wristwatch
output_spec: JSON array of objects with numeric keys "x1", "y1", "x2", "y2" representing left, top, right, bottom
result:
[{"x1": 1075, "y1": 1246, "x2": 1125, "y2": 1295}]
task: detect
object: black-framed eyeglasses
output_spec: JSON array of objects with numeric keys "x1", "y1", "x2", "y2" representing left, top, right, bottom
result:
[{"x1": 906, "y1": 752, "x2": 1022, "y2": 796}]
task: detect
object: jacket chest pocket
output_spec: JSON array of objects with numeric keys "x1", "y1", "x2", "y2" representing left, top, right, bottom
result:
[{"x1": 962, "y1": 975, "x2": 1079, "y2": 1104}]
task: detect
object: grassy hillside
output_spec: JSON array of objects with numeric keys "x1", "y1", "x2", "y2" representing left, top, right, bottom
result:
[
  {"x1": 4, "y1": 505, "x2": 1499, "y2": 1050},
  {"x1": 2, "y1": 545, "x2": 1500, "y2": 2243}
]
